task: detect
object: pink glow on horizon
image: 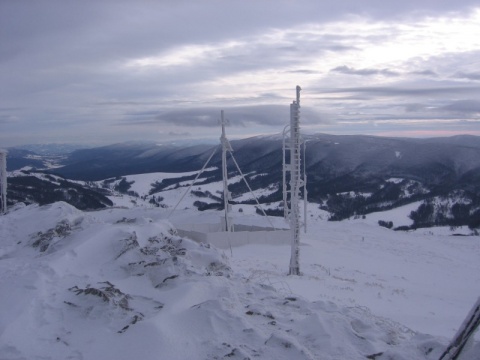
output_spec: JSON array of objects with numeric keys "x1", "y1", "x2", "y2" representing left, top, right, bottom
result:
[{"x1": 371, "y1": 129, "x2": 480, "y2": 138}]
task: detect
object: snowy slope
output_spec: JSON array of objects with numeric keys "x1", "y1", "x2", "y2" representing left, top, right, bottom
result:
[
  {"x1": 352, "y1": 201, "x2": 423, "y2": 228},
  {"x1": 229, "y1": 220, "x2": 480, "y2": 339},
  {"x1": 122, "y1": 169, "x2": 216, "y2": 197},
  {"x1": 0, "y1": 202, "x2": 479, "y2": 359}
]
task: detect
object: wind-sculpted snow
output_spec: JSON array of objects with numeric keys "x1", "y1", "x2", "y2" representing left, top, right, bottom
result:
[{"x1": 0, "y1": 202, "x2": 478, "y2": 359}]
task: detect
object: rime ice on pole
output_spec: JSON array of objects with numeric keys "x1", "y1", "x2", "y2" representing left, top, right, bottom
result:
[{"x1": 0, "y1": 149, "x2": 7, "y2": 214}]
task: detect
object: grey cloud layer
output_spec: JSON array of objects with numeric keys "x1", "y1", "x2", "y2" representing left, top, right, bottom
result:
[
  {"x1": 330, "y1": 66, "x2": 400, "y2": 77},
  {"x1": 1, "y1": 0, "x2": 480, "y2": 146},
  {"x1": 120, "y1": 105, "x2": 326, "y2": 127}
]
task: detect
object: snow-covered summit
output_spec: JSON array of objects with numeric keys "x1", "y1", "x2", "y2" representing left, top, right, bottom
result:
[{"x1": 0, "y1": 203, "x2": 479, "y2": 359}]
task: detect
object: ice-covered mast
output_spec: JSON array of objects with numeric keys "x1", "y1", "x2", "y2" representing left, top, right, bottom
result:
[
  {"x1": 283, "y1": 86, "x2": 307, "y2": 276},
  {"x1": 220, "y1": 110, "x2": 233, "y2": 232},
  {"x1": 0, "y1": 149, "x2": 7, "y2": 214},
  {"x1": 219, "y1": 110, "x2": 276, "y2": 232}
]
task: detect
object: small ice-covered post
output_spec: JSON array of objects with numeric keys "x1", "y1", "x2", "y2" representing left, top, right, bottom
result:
[{"x1": 0, "y1": 149, "x2": 7, "y2": 214}]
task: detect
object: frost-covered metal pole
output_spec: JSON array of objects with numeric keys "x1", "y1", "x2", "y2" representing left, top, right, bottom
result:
[
  {"x1": 288, "y1": 86, "x2": 302, "y2": 275},
  {"x1": 439, "y1": 296, "x2": 480, "y2": 360},
  {"x1": 282, "y1": 124, "x2": 290, "y2": 220},
  {"x1": 220, "y1": 110, "x2": 233, "y2": 232},
  {"x1": 303, "y1": 139, "x2": 308, "y2": 233},
  {"x1": 0, "y1": 149, "x2": 7, "y2": 214}
]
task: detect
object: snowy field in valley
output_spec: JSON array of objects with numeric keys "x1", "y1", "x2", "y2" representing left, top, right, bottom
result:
[{"x1": 0, "y1": 177, "x2": 479, "y2": 359}]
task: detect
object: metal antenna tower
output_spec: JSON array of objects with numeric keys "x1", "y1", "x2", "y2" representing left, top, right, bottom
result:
[
  {"x1": 169, "y1": 110, "x2": 276, "y2": 233},
  {"x1": 282, "y1": 86, "x2": 306, "y2": 276},
  {"x1": 0, "y1": 149, "x2": 7, "y2": 214}
]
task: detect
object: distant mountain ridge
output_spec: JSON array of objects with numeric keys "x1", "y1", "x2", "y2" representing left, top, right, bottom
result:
[
  {"x1": 6, "y1": 134, "x2": 480, "y2": 229},
  {"x1": 13, "y1": 143, "x2": 90, "y2": 155},
  {"x1": 48, "y1": 134, "x2": 480, "y2": 183},
  {"x1": 57, "y1": 142, "x2": 213, "y2": 180}
]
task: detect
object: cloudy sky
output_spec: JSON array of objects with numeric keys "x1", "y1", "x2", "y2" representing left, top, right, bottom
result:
[{"x1": 1, "y1": 0, "x2": 480, "y2": 147}]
